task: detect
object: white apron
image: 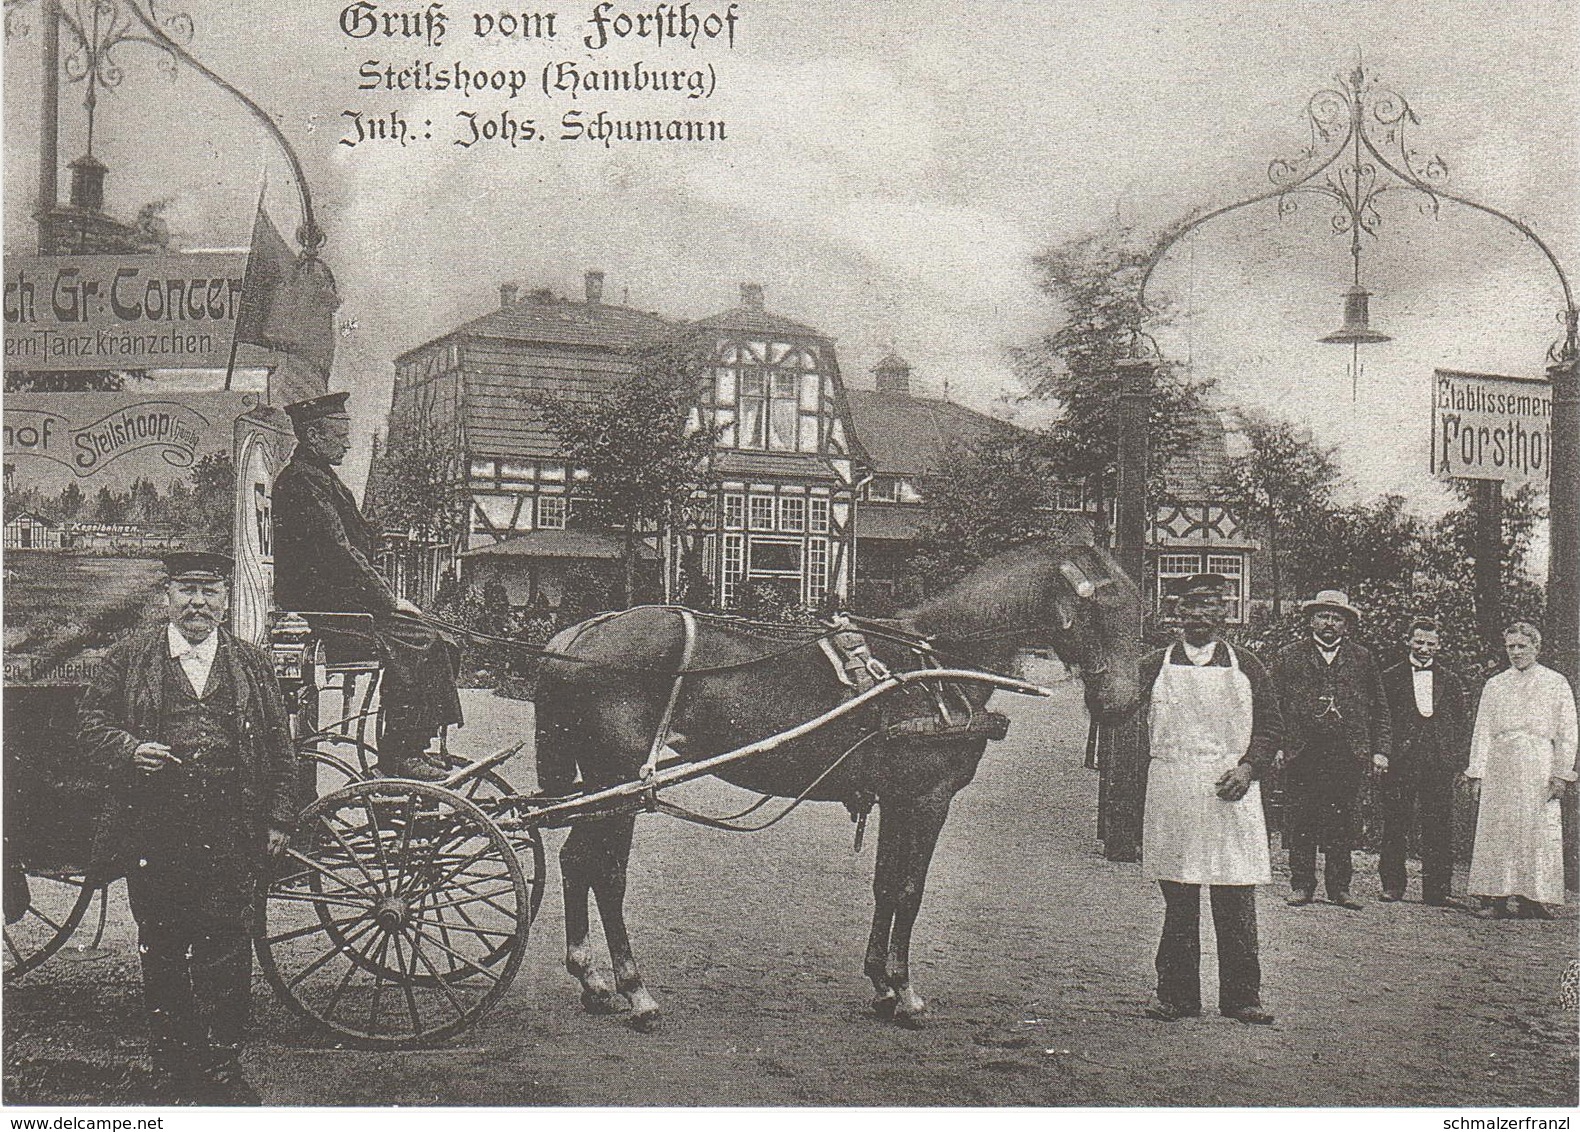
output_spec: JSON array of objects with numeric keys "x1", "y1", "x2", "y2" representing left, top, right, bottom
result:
[{"x1": 1142, "y1": 645, "x2": 1272, "y2": 885}]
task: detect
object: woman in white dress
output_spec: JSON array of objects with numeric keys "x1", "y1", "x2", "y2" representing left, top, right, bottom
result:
[{"x1": 1463, "y1": 622, "x2": 1578, "y2": 919}]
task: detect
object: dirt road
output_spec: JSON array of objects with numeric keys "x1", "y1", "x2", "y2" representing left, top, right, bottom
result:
[{"x1": 6, "y1": 666, "x2": 1576, "y2": 1107}]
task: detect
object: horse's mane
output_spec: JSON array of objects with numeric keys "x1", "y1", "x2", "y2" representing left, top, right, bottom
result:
[{"x1": 899, "y1": 541, "x2": 1071, "y2": 644}]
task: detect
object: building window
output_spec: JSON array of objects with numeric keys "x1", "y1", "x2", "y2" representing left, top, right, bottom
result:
[
  {"x1": 739, "y1": 367, "x2": 800, "y2": 451},
  {"x1": 748, "y1": 537, "x2": 802, "y2": 576},
  {"x1": 723, "y1": 493, "x2": 745, "y2": 530},
  {"x1": 806, "y1": 537, "x2": 829, "y2": 607},
  {"x1": 537, "y1": 495, "x2": 567, "y2": 530},
  {"x1": 1206, "y1": 553, "x2": 1247, "y2": 623},
  {"x1": 808, "y1": 497, "x2": 830, "y2": 534},
  {"x1": 1054, "y1": 481, "x2": 1086, "y2": 512},
  {"x1": 1156, "y1": 551, "x2": 1247, "y2": 623},
  {"x1": 778, "y1": 495, "x2": 806, "y2": 533},
  {"x1": 748, "y1": 494, "x2": 776, "y2": 531},
  {"x1": 722, "y1": 533, "x2": 745, "y2": 607},
  {"x1": 866, "y1": 477, "x2": 897, "y2": 503}
]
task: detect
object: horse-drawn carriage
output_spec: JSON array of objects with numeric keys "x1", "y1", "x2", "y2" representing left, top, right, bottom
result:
[{"x1": 0, "y1": 377, "x2": 1143, "y2": 1043}]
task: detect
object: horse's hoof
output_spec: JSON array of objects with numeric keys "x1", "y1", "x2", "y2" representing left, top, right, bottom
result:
[
  {"x1": 580, "y1": 988, "x2": 627, "y2": 1015},
  {"x1": 870, "y1": 993, "x2": 897, "y2": 1020},
  {"x1": 627, "y1": 1008, "x2": 662, "y2": 1033}
]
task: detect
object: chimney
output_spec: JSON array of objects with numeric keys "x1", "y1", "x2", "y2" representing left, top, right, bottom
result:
[
  {"x1": 585, "y1": 269, "x2": 605, "y2": 304},
  {"x1": 68, "y1": 155, "x2": 107, "y2": 213},
  {"x1": 873, "y1": 354, "x2": 912, "y2": 398},
  {"x1": 740, "y1": 282, "x2": 764, "y2": 312},
  {"x1": 499, "y1": 282, "x2": 519, "y2": 308}
]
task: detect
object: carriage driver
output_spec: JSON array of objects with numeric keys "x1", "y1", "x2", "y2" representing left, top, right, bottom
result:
[
  {"x1": 271, "y1": 391, "x2": 464, "y2": 781},
  {"x1": 78, "y1": 551, "x2": 296, "y2": 1104},
  {"x1": 1139, "y1": 573, "x2": 1283, "y2": 1025}
]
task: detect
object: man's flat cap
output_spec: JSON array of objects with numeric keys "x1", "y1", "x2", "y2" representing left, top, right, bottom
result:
[
  {"x1": 1170, "y1": 572, "x2": 1230, "y2": 598},
  {"x1": 283, "y1": 391, "x2": 351, "y2": 426},
  {"x1": 163, "y1": 550, "x2": 234, "y2": 582}
]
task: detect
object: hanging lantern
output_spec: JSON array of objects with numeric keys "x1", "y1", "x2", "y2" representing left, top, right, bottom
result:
[{"x1": 1319, "y1": 283, "x2": 1392, "y2": 345}]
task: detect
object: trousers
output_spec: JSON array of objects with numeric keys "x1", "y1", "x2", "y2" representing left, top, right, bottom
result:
[
  {"x1": 127, "y1": 863, "x2": 254, "y2": 1063},
  {"x1": 1155, "y1": 881, "x2": 1261, "y2": 1013},
  {"x1": 1284, "y1": 735, "x2": 1363, "y2": 895},
  {"x1": 1379, "y1": 762, "x2": 1456, "y2": 901}
]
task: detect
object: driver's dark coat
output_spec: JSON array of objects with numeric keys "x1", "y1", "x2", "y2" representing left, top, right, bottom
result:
[
  {"x1": 269, "y1": 446, "x2": 463, "y2": 735},
  {"x1": 270, "y1": 449, "x2": 399, "y2": 616},
  {"x1": 77, "y1": 624, "x2": 297, "y2": 875}
]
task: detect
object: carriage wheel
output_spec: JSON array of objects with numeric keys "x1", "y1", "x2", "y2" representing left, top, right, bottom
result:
[
  {"x1": 3, "y1": 869, "x2": 100, "y2": 982},
  {"x1": 432, "y1": 755, "x2": 546, "y2": 920},
  {"x1": 257, "y1": 780, "x2": 533, "y2": 1047},
  {"x1": 297, "y1": 734, "x2": 378, "y2": 789}
]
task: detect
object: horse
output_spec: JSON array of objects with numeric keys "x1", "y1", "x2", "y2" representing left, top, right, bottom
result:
[{"x1": 532, "y1": 541, "x2": 1141, "y2": 1030}]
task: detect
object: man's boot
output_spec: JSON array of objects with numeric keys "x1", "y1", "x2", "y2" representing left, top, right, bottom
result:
[
  {"x1": 196, "y1": 1046, "x2": 261, "y2": 1106},
  {"x1": 378, "y1": 734, "x2": 447, "y2": 782}
]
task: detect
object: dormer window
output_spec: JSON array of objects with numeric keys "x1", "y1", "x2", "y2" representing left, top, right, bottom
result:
[
  {"x1": 740, "y1": 366, "x2": 799, "y2": 451},
  {"x1": 708, "y1": 340, "x2": 826, "y2": 453}
]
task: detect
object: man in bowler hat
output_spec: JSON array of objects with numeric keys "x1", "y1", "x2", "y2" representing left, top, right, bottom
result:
[
  {"x1": 271, "y1": 391, "x2": 462, "y2": 780},
  {"x1": 78, "y1": 551, "x2": 295, "y2": 1103},
  {"x1": 1271, "y1": 589, "x2": 1392, "y2": 910}
]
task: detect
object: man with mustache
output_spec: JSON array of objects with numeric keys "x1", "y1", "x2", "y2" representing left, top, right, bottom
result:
[
  {"x1": 79, "y1": 551, "x2": 296, "y2": 1104},
  {"x1": 1271, "y1": 590, "x2": 1392, "y2": 910},
  {"x1": 1140, "y1": 573, "x2": 1283, "y2": 1025}
]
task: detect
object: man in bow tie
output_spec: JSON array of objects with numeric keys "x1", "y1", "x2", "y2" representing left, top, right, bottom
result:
[
  {"x1": 78, "y1": 552, "x2": 296, "y2": 1103},
  {"x1": 1378, "y1": 617, "x2": 1472, "y2": 906}
]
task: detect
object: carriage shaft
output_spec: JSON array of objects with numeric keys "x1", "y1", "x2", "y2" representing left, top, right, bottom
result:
[{"x1": 519, "y1": 668, "x2": 1050, "y2": 828}]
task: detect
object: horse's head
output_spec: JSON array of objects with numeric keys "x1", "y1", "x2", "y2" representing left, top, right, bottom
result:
[
  {"x1": 1043, "y1": 545, "x2": 1142, "y2": 725},
  {"x1": 900, "y1": 542, "x2": 1143, "y2": 725}
]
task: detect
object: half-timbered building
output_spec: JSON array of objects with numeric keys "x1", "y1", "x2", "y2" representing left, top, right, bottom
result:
[{"x1": 370, "y1": 275, "x2": 868, "y2": 615}]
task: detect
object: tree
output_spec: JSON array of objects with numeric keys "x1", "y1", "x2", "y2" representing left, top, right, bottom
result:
[
  {"x1": 1215, "y1": 411, "x2": 1342, "y2": 617},
  {"x1": 367, "y1": 420, "x2": 467, "y2": 542},
  {"x1": 1016, "y1": 226, "x2": 1214, "y2": 538},
  {"x1": 188, "y1": 451, "x2": 234, "y2": 549},
  {"x1": 907, "y1": 430, "x2": 1064, "y2": 590},
  {"x1": 56, "y1": 482, "x2": 85, "y2": 521},
  {"x1": 530, "y1": 337, "x2": 718, "y2": 607}
]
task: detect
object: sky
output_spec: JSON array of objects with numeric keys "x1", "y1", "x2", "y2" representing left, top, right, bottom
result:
[{"x1": 4, "y1": 0, "x2": 1577, "y2": 541}]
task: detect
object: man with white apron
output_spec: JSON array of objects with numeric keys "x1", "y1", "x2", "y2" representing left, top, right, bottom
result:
[{"x1": 1141, "y1": 574, "x2": 1283, "y2": 1025}]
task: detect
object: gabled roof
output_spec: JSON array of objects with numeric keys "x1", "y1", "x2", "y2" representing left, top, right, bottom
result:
[
  {"x1": 690, "y1": 305, "x2": 823, "y2": 338},
  {"x1": 843, "y1": 390, "x2": 1020, "y2": 478},
  {"x1": 1163, "y1": 409, "x2": 1230, "y2": 498},
  {"x1": 401, "y1": 293, "x2": 675, "y2": 359}
]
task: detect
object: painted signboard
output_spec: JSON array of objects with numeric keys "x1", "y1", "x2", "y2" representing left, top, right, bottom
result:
[
  {"x1": 1430, "y1": 367, "x2": 1554, "y2": 486},
  {"x1": 3, "y1": 252, "x2": 246, "y2": 371},
  {"x1": 2, "y1": 392, "x2": 255, "y2": 685}
]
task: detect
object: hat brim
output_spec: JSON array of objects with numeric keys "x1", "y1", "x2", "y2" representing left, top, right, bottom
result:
[{"x1": 1301, "y1": 600, "x2": 1358, "y2": 620}]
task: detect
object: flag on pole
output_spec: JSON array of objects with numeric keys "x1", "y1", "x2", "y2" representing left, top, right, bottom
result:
[{"x1": 236, "y1": 198, "x2": 340, "y2": 398}]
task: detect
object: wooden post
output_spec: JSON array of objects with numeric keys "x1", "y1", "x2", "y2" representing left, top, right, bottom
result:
[
  {"x1": 1099, "y1": 357, "x2": 1153, "y2": 863},
  {"x1": 37, "y1": 0, "x2": 60, "y2": 254},
  {"x1": 1545, "y1": 355, "x2": 1580, "y2": 890},
  {"x1": 1471, "y1": 478, "x2": 1503, "y2": 651}
]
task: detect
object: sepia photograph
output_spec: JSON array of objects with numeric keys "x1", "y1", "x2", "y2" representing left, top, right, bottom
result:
[{"x1": 2, "y1": 0, "x2": 1576, "y2": 1119}]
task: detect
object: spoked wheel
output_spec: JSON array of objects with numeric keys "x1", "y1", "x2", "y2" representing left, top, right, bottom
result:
[
  {"x1": 3, "y1": 867, "x2": 102, "y2": 982},
  {"x1": 432, "y1": 755, "x2": 547, "y2": 921},
  {"x1": 257, "y1": 780, "x2": 532, "y2": 1047}
]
